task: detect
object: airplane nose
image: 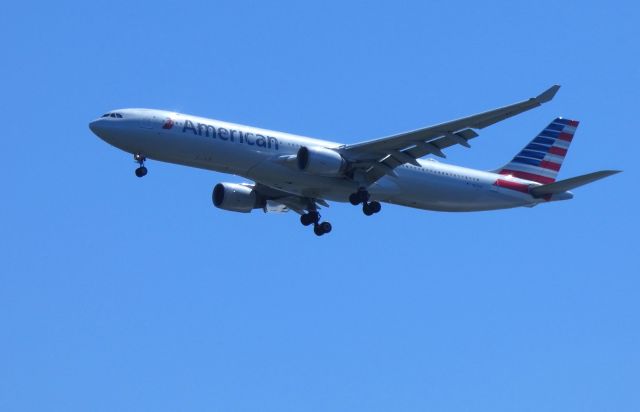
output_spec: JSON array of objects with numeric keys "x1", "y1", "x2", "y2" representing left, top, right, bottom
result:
[{"x1": 89, "y1": 119, "x2": 104, "y2": 135}]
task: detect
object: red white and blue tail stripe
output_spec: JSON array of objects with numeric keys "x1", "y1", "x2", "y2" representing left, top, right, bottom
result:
[{"x1": 498, "y1": 117, "x2": 578, "y2": 184}]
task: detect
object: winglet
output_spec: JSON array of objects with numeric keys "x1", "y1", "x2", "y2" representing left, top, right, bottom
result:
[{"x1": 536, "y1": 84, "x2": 561, "y2": 103}]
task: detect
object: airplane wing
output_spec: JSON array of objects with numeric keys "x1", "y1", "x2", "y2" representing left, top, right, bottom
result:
[
  {"x1": 339, "y1": 85, "x2": 560, "y2": 184},
  {"x1": 254, "y1": 182, "x2": 329, "y2": 214}
]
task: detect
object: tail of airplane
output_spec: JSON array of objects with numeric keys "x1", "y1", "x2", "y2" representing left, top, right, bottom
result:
[
  {"x1": 529, "y1": 170, "x2": 621, "y2": 198},
  {"x1": 497, "y1": 117, "x2": 578, "y2": 184}
]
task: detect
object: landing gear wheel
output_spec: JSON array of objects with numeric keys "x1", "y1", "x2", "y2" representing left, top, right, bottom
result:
[
  {"x1": 349, "y1": 189, "x2": 370, "y2": 205},
  {"x1": 362, "y1": 201, "x2": 381, "y2": 216},
  {"x1": 363, "y1": 203, "x2": 374, "y2": 216},
  {"x1": 370, "y1": 201, "x2": 381, "y2": 214},
  {"x1": 135, "y1": 166, "x2": 148, "y2": 177},
  {"x1": 302, "y1": 210, "x2": 321, "y2": 227},
  {"x1": 313, "y1": 221, "x2": 332, "y2": 236},
  {"x1": 308, "y1": 211, "x2": 320, "y2": 224},
  {"x1": 300, "y1": 214, "x2": 314, "y2": 226}
]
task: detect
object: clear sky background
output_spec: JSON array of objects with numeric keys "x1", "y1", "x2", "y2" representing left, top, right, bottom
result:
[{"x1": 1, "y1": 1, "x2": 638, "y2": 411}]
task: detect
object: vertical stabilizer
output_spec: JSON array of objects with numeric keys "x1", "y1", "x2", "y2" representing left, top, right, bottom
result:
[{"x1": 498, "y1": 118, "x2": 578, "y2": 184}]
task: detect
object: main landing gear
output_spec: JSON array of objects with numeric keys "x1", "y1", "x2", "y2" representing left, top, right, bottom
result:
[
  {"x1": 349, "y1": 189, "x2": 381, "y2": 216},
  {"x1": 134, "y1": 153, "x2": 147, "y2": 177},
  {"x1": 300, "y1": 210, "x2": 332, "y2": 236}
]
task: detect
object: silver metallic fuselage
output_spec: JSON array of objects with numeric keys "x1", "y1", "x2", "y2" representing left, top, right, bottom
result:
[{"x1": 90, "y1": 109, "x2": 567, "y2": 212}]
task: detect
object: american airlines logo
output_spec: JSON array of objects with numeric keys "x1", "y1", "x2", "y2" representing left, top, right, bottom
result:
[
  {"x1": 181, "y1": 119, "x2": 279, "y2": 150},
  {"x1": 162, "y1": 118, "x2": 174, "y2": 129}
]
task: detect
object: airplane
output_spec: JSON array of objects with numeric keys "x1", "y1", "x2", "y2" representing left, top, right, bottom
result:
[{"x1": 89, "y1": 85, "x2": 619, "y2": 236}]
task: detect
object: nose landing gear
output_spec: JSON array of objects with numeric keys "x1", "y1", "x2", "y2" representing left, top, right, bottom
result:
[{"x1": 134, "y1": 153, "x2": 147, "y2": 177}]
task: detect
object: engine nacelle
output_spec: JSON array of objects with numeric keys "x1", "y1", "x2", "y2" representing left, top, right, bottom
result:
[
  {"x1": 212, "y1": 183, "x2": 263, "y2": 213},
  {"x1": 297, "y1": 146, "x2": 346, "y2": 177}
]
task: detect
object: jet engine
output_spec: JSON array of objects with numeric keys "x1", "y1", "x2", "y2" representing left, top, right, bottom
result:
[
  {"x1": 212, "y1": 183, "x2": 263, "y2": 213},
  {"x1": 297, "y1": 146, "x2": 346, "y2": 177}
]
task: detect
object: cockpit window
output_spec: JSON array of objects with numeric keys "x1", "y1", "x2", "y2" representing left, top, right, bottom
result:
[{"x1": 101, "y1": 112, "x2": 123, "y2": 118}]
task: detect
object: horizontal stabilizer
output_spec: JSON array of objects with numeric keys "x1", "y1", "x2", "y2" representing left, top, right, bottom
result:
[{"x1": 530, "y1": 170, "x2": 621, "y2": 198}]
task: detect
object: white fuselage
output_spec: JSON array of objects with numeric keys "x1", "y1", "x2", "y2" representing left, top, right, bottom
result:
[{"x1": 90, "y1": 109, "x2": 565, "y2": 212}]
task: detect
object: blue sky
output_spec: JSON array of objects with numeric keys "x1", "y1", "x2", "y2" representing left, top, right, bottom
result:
[{"x1": 1, "y1": 1, "x2": 638, "y2": 411}]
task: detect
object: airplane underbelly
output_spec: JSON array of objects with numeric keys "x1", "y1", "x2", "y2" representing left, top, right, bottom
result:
[
  {"x1": 245, "y1": 161, "x2": 359, "y2": 201},
  {"x1": 386, "y1": 174, "x2": 531, "y2": 212},
  {"x1": 134, "y1": 130, "x2": 263, "y2": 175}
]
